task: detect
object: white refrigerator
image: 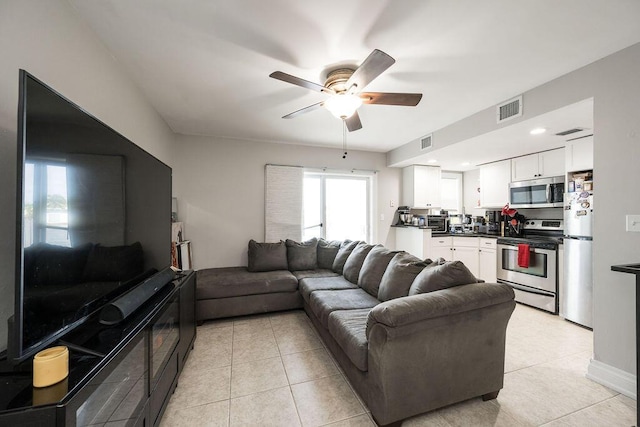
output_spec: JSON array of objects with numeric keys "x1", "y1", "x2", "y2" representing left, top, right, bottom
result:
[{"x1": 562, "y1": 191, "x2": 593, "y2": 328}]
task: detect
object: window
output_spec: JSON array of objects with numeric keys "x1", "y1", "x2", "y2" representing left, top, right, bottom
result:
[
  {"x1": 441, "y1": 172, "x2": 463, "y2": 214},
  {"x1": 303, "y1": 171, "x2": 372, "y2": 242},
  {"x1": 24, "y1": 161, "x2": 70, "y2": 247}
]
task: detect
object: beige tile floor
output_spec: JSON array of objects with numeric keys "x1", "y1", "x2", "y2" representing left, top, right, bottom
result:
[{"x1": 160, "y1": 304, "x2": 637, "y2": 427}]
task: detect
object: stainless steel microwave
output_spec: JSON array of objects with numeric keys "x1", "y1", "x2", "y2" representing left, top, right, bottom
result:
[{"x1": 509, "y1": 176, "x2": 564, "y2": 208}]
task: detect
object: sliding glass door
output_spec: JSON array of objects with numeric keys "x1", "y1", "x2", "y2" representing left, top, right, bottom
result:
[{"x1": 303, "y1": 173, "x2": 371, "y2": 242}]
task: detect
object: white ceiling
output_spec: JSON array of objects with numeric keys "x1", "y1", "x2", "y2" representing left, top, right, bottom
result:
[{"x1": 68, "y1": 0, "x2": 640, "y2": 156}]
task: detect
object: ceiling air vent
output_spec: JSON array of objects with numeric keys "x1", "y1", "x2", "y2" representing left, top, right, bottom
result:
[
  {"x1": 420, "y1": 134, "x2": 433, "y2": 150},
  {"x1": 496, "y1": 96, "x2": 523, "y2": 123},
  {"x1": 555, "y1": 128, "x2": 584, "y2": 136}
]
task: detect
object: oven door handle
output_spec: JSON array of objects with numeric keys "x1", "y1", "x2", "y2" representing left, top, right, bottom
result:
[
  {"x1": 497, "y1": 279, "x2": 555, "y2": 297},
  {"x1": 498, "y1": 244, "x2": 554, "y2": 255}
]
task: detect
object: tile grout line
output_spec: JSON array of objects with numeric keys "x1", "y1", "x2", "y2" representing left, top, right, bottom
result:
[
  {"x1": 536, "y1": 393, "x2": 631, "y2": 427},
  {"x1": 271, "y1": 315, "x2": 307, "y2": 427}
]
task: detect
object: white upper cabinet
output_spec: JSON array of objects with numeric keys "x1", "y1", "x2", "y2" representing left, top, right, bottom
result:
[
  {"x1": 565, "y1": 136, "x2": 594, "y2": 172},
  {"x1": 511, "y1": 148, "x2": 565, "y2": 181},
  {"x1": 402, "y1": 165, "x2": 441, "y2": 208},
  {"x1": 479, "y1": 159, "x2": 511, "y2": 208},
  {"x1": 539, "y1": 149, "x2": 565, "y2": 177}
]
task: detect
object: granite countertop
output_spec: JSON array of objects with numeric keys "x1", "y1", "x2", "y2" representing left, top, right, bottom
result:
[
  {"x1": 392, "y1": 225, "x2": 500, "y2": 238},
  {"x1": 391, "y1": 224, "x2": 439, "y2": 230}
]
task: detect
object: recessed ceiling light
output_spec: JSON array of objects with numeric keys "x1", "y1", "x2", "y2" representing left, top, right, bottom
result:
[
  {"x1": 461, "y1": 161, "x2": 470, "y2": 166},
  {"x1": 427, "y1": 159, "x2": 437, "y2": 163},
  {"x1": 530, "y1": 127, "x2": 546, "y2": 135}
]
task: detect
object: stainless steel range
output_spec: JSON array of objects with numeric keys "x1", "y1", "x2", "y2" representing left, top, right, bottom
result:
[{"x1": 497, "y1": 219, "x2": 563, "y2": 313}]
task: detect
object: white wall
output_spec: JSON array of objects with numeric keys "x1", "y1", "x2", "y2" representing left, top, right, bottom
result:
[
  {"x1": 172, "y1": 135, "x2": 401, "y2": 269},
  {"x1": 389, "y1": 42, "x2": 640, "y2": 393},
  {"x1": 0, "y1": 0, "x2": 175, "y2": 352}
]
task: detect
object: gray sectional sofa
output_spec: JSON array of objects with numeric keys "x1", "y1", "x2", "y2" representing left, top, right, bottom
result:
[{"x1": 196, "y1": 238, "x2": 515, "y2": 426}]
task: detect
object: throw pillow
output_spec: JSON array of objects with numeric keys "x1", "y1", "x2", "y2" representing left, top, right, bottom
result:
[
  {"x1": 358, "y1": 245, "x2": 399, "y2": 297},
  {"x1": 247, "y1": 240, "x2": 288, "y2": 272},
  {"x1": 342, "y1": 242, "x2": 374, "y2": 284},
  {"x1": 332, "y1": 240, "x2": 358, "y2": 274},
  {"x1": 317, "y1": 239, "x2": 342, "y2": 269},
  {"x1": 82, "y1": 242, "x2": 143, "y2": 282},
  {"x1": 409, "y1": 260, "x2": 478, "y2": 295},
  {"x1": 286, "y1": 238, "x2": 318, "y2": 271},
  {"x1": 377, "y1": 252, "x2": 431, "y2": 301}
]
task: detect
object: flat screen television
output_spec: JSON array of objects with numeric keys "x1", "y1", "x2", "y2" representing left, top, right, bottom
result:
[{"x1": 9, "y1": 70, "x2": 172, "y2": 364}]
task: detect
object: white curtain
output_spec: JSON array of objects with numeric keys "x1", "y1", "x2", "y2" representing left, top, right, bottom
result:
[{"x1": 265, "y1": 164, "x2": 303, "y2": 242}]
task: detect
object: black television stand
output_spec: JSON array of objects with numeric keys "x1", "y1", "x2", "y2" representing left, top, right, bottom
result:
[
  {"x1": 57, "y1": 341, "x2": 105, "y2": 358},
  {"x1": 0, "y1": 270, "x2": 196, "y2": 427}
]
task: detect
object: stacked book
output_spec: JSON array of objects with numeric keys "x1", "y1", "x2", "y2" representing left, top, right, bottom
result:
[{"x1": 171, "y1": 222, "x2": 192, "y2": 270}]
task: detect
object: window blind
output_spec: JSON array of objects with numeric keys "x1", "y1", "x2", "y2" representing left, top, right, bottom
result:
[{"x1": 265, "y1": 164, "x2": 303, "y2": 242}]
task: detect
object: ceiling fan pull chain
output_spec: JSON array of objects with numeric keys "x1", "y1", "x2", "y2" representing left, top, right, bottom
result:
[{"x1": 342, "y1": 120, "x2": 348, "y2": 159}]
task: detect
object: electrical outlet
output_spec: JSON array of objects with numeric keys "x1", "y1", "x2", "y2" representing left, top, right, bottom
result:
[
  {"x1": 390, "y1": 200, "x2": 395, "y2": 208},
  {"x1": 380, "y1": 214, "x2": 385, "y2": 221},
  {"x1": 626, "y1": 214, "x2": 640, "y2": 232}
]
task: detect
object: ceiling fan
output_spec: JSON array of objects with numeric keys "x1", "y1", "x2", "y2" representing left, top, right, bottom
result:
[{"x1": 269, "y1": 49, "x2": 422, "y2": 132}]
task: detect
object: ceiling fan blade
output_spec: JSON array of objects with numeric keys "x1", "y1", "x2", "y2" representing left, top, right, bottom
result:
[
  {"x1": 360, "y1": 92, "x2": 423, "y2": 106},
  {"x1": 345, "y1": 111, "x2": 363, "y2": 132},
  {"x1": 282, "y1": 101, "x2": 324, "y2": 119},
  {"x1": 270, "y1": 71, "x2": 335, "y2": 94},
  {"x1": 346, "y1": 49, "x2": 395, "y2": 93}
]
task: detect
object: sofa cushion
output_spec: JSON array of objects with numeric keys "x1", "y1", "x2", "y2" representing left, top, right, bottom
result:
[
  {"x1": 377, "y1": 252, "x2": 431, "y2": 302},
  {"x1": 292, "y1": 269, "x2": 340, "y2": 281},
  {"x1": 310, "y1": 288, "x2": 379, "y2": 329},
  {"x1": 317, "y1": 239, "x2": 342, "y2": 269},
  {"x1": 82, "y1": 242, "x2": 143, "y2": 282},
  {"x1": 298, "y1": 276, "x2": 358, "y2": 304},
  {"x1": 409, "y1": 260, "x2": 478, "y2": 295},
  {"x1": 247, "y1": 240, "x2": 288, "y2": 272},
  {"x1": 286, "y1": 238, "x2": 318, "y2": 271},
  {"x1": 342, "y1": 242, "x2": 374, "y2": 284},
  {"x1": 358, "y1": 245, "x2": 399, "y2": 297},
  {"x1": 332, "y1": 240, "x2": 359, "y2": 274},
  {"x1": 196, "y1": 267, "x2": 298, "y2": 299},
  {"x1": 328, "y1": 309, "x2": 370, "y2": 372}
]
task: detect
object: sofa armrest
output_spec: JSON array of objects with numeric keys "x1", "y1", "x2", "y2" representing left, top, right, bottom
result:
[
  {"x1": 364, "y1": 282, "x2": 515, "y2": 424},
  {"x1": 367, "y1": 282, "x2": 514, "y2": 336}
]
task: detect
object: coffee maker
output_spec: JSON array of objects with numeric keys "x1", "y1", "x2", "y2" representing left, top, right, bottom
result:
[{"x1": 485, "y1": 210, "x2": 501, "y2": 234}]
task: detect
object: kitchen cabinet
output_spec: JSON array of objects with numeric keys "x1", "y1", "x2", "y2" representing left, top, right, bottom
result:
[
  {"x1": 427, "y1": 236, "x2": 497, "y2": 280},
  {"x1": 478, "y1": 238, "x2": 497, "y2": 283},
  {"x1": 479, "y1": 159, "x2": 511, "y2": 208},
  {"x1": 565, "y1": 135, "x2": 593, "y2": 172},
  {"x1": 511, "y1": 148, "x2": 565, "y2": 181},
  {"x1": 402, "y1": 165, "x2": 441, "y2": 208},
  {"x1": 395, "y1": 227, "x2": 432, "y2": 259},
  {"x1": 429, "y1": 236, "x2": 453, "y2": 261},
  {"x1": 452, "y1": 237, "x2": 480, "y2": 276}
]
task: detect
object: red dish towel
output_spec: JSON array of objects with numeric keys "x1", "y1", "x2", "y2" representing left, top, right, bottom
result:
[{"x1": 518, "y1": 244, "x2": 530, "y2": 268}]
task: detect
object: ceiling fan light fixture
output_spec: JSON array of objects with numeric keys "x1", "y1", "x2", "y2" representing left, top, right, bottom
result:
[{"x1": 324, "y1": 93, "x2": 362, "y2": 119}]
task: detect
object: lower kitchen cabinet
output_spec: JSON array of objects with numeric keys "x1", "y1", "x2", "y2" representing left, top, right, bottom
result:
[
  {"x1": 428, "y1": 236, "x2": 498, "y2": 282},
  {"x1": 452, "y1": 237, "x2": 480, "y2": 277},
  {"x1": 478, "y1": 238, "x2": 498, "y2": 283},
  {"x1": 395, "y1": 227, "x2": 432, "y2": 259},
  {"x1": 430, "y1": 236, "x2": 453, "y2": 261}
]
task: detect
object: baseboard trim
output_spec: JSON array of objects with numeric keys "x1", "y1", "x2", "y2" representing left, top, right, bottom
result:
[{"x1": 586, "y1": 358, "x2": 637, "y2": 399}]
